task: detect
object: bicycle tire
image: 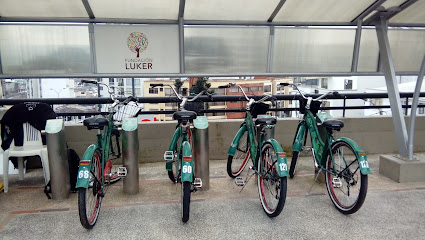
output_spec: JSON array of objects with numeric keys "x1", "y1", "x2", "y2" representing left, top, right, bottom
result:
[
  {"x1": 78, "y1": 148, "x2": 103, "y2": 229},
  {"x1": 181, "y1": 181, "x2": 191, "y2": 223},
  {"x1": 289, "y1": 151, "x2": 299, "y2": 178},
  {"x1": 325, "y1": 141, "x2": 368, "y2": 214},
  {"x1": 257, "y1": 142, "x2": 287, "y2": 218},
  {"x1": 227, "y1": 129, "x2": 250, "y2": 178}
]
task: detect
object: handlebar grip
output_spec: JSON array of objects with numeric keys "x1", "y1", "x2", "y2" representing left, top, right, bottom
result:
[
  {"x1": 218, "y1": 85, "x2": 229, "y2": 89},
  {"x1": 150, "y1": 84, "x2": 163, "y2": 87},
  {"x1": 270, "y1": 97, "x2": 276, "y2": 107},
  {"x1": 81, "y1": 79, "x2": 98, "y2": 84},
  {"x1": 279, "y1": 83, "x2": 290, "y2": 86}
]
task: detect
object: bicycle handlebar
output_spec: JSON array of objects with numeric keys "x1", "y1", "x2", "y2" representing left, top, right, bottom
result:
[{"x1": 279, "y1": 83, "x2": 340, "y2": 101}]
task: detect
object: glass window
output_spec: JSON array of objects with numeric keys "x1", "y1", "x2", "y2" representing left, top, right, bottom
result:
[
  {"x1": 264, "y1": 85, "x2": 271, "y2": 92},
  {"x1": 149, "y1": 88, "x2": 158, "y2": 94},
  {"x1": 344, "y1": 79, "x2": 353, "y2": 90}
]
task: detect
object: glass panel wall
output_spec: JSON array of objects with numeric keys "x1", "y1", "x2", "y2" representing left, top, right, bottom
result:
[{"x1": 0, "y1": 25, "x2": 91, "y2": 74}]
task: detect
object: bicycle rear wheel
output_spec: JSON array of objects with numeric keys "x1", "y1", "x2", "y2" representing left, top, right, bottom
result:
[
  {"x1": 181, "y1": 181, "x2": 191, "y2": 223},
  {"x1": 325, "y1": 141, "x2": 368, "y2": 214},
  {"x1": 257, "y1": 142, "x2": 287, "y2": 217},
  {"x1": 78, "y1": 148, "x2": 103, "y2": 229},
  {"x1": 227, "y1": 129, "x2": 250, "y2": 178}
]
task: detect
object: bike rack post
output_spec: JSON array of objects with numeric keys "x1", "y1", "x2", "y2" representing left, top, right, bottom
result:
[
  {"x1": 122, "y1": 117, "x2": 139, "y2": 195},
  {"x1": 45, "y1": 119, "x2": 70, "y2": 200},
  {"x1": 193, "y1": 116, "x2": 209, "y2": 191}
]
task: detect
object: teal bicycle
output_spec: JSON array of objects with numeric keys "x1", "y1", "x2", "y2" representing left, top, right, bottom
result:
[
  {"x1": 281, "y1": 83, "x2": 370, "y2": 214},
  {"x1": 76, "y1": 80, "x2": 141, "y2": 229},
  {"x1": 222, "y1": 83, "x2": 288, "y2": 217},
  {"x1": 150, "y1": 83, "x2": 207, "y2": 223}
]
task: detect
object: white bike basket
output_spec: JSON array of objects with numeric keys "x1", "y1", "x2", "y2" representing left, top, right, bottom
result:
[{"x1": 113, "y1": 102, "x2": 141, "y2": 121}]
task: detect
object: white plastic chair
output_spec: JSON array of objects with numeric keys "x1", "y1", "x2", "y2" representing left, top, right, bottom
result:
[{"x1": 2, "y1": 123, "x2": 49, "y2": 193}]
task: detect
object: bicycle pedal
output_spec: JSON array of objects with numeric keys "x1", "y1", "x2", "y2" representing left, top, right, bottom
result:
[
  {"x1": 193, "y1": 178, "x2": 202, "y2": 188},
  {"x1": 164, "y1": 151, "x2": 174, "y2": 162},
  {"x1": 302, "y1": 146, "x2": 312, "y2": 153},
  {"x1": 117, "y1": 167, "x2": 127, "y2": 177},
  {"x1": 332, "y1": 177, "x2": 342, "y2": 188},
  {"x1": 235, "y1": 177, "x2": 245, "y2": 186}
]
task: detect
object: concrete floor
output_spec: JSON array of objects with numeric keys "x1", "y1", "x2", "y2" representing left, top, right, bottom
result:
[{"x1": 1, "y1": 154, "x2": 425, "y2": 239}]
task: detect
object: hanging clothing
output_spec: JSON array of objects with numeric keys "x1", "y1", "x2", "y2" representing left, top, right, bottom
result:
[{"x1": 1, "y1": 102, "x2": 57, "y2": 151}]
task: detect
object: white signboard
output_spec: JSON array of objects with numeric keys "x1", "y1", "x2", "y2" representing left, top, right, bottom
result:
[{"x1": 94, "y1": 25, "x2": 180, "y2": 73}]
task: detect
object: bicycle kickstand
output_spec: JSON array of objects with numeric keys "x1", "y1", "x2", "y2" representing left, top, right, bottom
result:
[
  {"x1": 306, "y1": 168, "x2": 324, "y2": 196},
  {"x1": 236, "y1": 166, "x2": 255, "y2": 193}
]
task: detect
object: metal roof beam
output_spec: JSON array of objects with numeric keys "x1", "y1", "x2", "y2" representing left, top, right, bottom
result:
[
  {"x1": 1, "y1": 18, "x2": 423, "y2": 27},
  {"x1": 81, "y1": 0, "x2": 95, "y2": 19},
  {"x1": 364, "y1": 0, "x2": 418, "y2": 25},
  {"x1": 351, "y1": 0, "x2": 387, "y2": 22},
  {"x1": 267, "y1": 0, "x2": 286, "y2": 22},
  {"x1": 179, "y1": 0, "x2": 186, "y2": 18},
  {"x1": 2, "y1": 72, "x2": 423, "y2": 79},
  {"x1": 386, "y1": 0, "x2": 418, "y2": 20}
]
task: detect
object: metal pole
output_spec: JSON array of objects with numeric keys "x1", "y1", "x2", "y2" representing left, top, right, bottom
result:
[
  {"x1": 408, "y1": 55, "x2": 425, "y2": 160},
  {"x1": 193, "y1": 116, "x2": 209, "y2": 191},
  {"x1": 405, "y1": 97, "x2": 409, "y2": 115},
  {"x1": 132, "y1": 78, "x2": 135, "y2": 96},
  {"x1": 88, "y1": 23, "x2": 97, "y2": 74},
  {"x1": 178, "y1": 17, "x2": 185, "y2": 74},
  {"x1": 45, "y1": 119, "x2": 70, "y2": 200},
  {"x1": 122, "y1": 118, "x2": 139, "y2": 194},
  {"x1": 343, "y1": 97, "x2": 346, "y2": 117},
  {"x1": 374, "y1": 15, "x2": 409, "y2": 157},
  {"x1": 267, "y1": 26, "x2": 275, "y2": 73}
]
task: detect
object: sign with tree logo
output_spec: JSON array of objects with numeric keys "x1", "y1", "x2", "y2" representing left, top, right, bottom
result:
[{"x1": 94, "y1": 25, "x2": 179, "y2": 73}]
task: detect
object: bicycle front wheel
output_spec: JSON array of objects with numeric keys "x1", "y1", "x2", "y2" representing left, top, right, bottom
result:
[
  {"x1": 167, "y1": 140, "x2": 180, "y2": 183},
  {"x1": 181, "y1": 181, "x2": 191, "y2": 223},
  {"x1": 78, "y1": 148, "x2": 103, "y2": 229},
  {"x1": 227, "y1": 129, "x2": 250, "y2": 178},
  {"x1": 325, "y1": 141, "x2": 368, "y2": 214},
  {"x1": 257, "y1": 142, "x2": 287, "y2": 218}
]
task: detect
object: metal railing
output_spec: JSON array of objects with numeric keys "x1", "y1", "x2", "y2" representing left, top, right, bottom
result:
[{"x1": 1, "y1": 92, "x2": 424, "y2": 118}]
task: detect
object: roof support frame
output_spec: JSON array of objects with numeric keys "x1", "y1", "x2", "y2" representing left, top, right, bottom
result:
[
  {"x1": 267, "y1": 26, "x2": 275, "y2": 73},
  {"x1": 178, "y1": 17, "x2": 185, "y2": 74},
  {"x1": 81, "y1": 0, "x2": 95, "y2": 19},
  {"x1": 88, "y1": 23, "x2": 97, "y2": 73},
  {"x1": 408, "y1": 55, "x2": 425, "y2": 160},
  {"x1": 351, "y1": 19, "x2": 363, "y2": 72},
  {"x1": 375, "y1": 15, "x2": 409, "y2": 157},
  {"x1": 351, "y1": 0, "x2": 387, "y2": 22},
  {"x1": 267, "y1": 0, "x2": 287, "y2": 22}
]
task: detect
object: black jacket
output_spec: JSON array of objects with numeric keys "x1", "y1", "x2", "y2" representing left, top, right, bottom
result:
[{"x1": 1, "y1": 103, "x2": 57, "y2": 150}]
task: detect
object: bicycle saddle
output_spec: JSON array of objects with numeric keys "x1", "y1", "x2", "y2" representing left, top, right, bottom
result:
[
  {"x1": 173, "y1": 111, "x2": 197, "y2": 121},
  {"x1": 322, "y1": 119, "x2": 344, "y2": 131},
  {"x1": 83, "y1": 116, "x2": 109, "y2": 130},
  {"x1": 255, "y1": 117, "x2": 277, "y2": 125}
]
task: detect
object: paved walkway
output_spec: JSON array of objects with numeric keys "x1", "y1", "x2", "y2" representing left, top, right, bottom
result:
[{"x1": 1, "y1": 154, "x2": 425, "y2": 239}]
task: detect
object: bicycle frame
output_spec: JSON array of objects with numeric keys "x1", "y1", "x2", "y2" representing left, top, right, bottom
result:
[
  {"x1": 293, "y1": 110, "x2": 371, "y2": 175},
  {"x1": 166, "y1": 121, "x2": 194, "y2": 182},
  {"x1": 76, "y1": 111, "x2": 117, "y2": 188},
  {"x1": 228, "y1": 112, "x2": 289, "y2": 177}
]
